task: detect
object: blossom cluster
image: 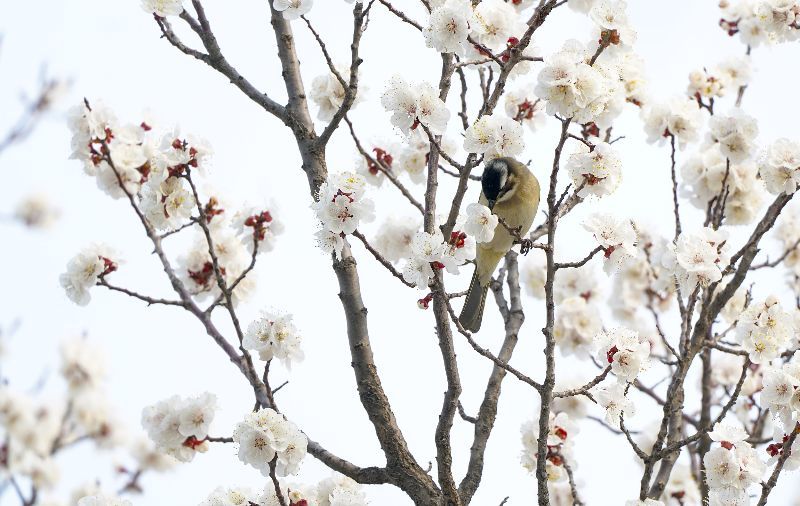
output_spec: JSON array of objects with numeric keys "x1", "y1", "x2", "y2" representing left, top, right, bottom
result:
[
  {"x1": 681, "y1": 144, "x2": 765, "y2": 226},
  {"x1": 232, "y1": 407, "x2": 308, "y2": 477},
  {"x1": 642, "y1": 97, "x2": 705, "y2": 148},
  {"x1": 141, "y1": 392, "x2": 218, "y2": 462},
  {"x1": 520, "y1": 412, "x2": 578, "y2": 483},
  {"x1": 663, "y1": 227, "x2": 731, "y2": 293},
  {"x1": 504, "y1": 91, "x2": 546, "y2": 131},
  {"x1": 524, "y1": 258, "x2": 604, "y2": 357},
  {"x1": 356, "y1": 136, "x2": 460, "y2": 188},
  {"x1": 401, "y1": 226, "x2": 475, "y2": 289},
  {"x1": 720, "y1": 0, "x2": 800, "y2": 46},
  {"x1": 200, "y1": 473, "x2": 368, "y2": 506},
  {"x1": 423, "y1": 0, "x2": 525, "y2": 56},
  {"x1": 594, "y1": 327, "x2": 651, "y2": 383},
  {"x1": 68, "y1": 101, "x2": 206, "y2": 205},
  {"x1": 759, "y1": 138, "x2": 800, "y2": 195},
  {"x1": 399, "y1": 204, "x2": 498, "y2": 290},
  {"x1": 381, "y1": 76, "x2": 450, "y2": 136},
  {"x1": 566, "y1": 142, "x2": 623, "y2": 198},
  {"x1": 310, "y1": 66, "x2": 363, "y2": 122},
  {"x1": 774, "y1": 206, "x2": 800, "y2": 279},
  {"x1": 140, "y1": 0, "x2": 185, "y2": 17},
  {"x1": 535, "y1": 39, "x2": 626, "y2": 127},
  {"x1": 0, "y1": 337, "x2": 159, "y2": 500},
  {"x1": 687, "y1": 56, "x2": 752, "y2": 101},
  {"x1": 77, "y1": 494, "x2": 133, "y2": 506},
  {"x1": 608, "y1": 231, "x2": 676, "y2": 324},
  {"x1": 583, "y1": 212, "x2": 638, "y2": 272},
  {"x1": 243, "y1": 310, "x2": 305, "y2": 367},
  {"x1": 703, "y1": 423, "x2": 767, "y2": 506},
  {"x1": 760, "y1": 356, "x2": 800, "y2": 429},
  {"x1": 313, "y1": 171, "x2": 375, "y2": 259},
  {"x1": 59, "y1": 244, "x2": 119, "y2": 306},
  {"x1": 372, "y1": 215, "x2": 421, "y2": 262},
  {"x1": 463, "y1": 113, "x2": 525, "y2": 158},
  {"x1": 734, "y1": 296, "x2": 795, "y2": 364},
  {"x1": 178, "y1": 195, "x2": 284, "y2": 302},
  {"x1": 12, "y1": 193, "x2": 59, "y2": 229},
  {"x1": 591, "y1": 328, "x2": 650, "y2": 427},
  {"x1": 66, "y1": 101, "x2": 283, "y2": 307},
  {"x1": 708, "y1": 109, "x2": 759, "y2": 163}
]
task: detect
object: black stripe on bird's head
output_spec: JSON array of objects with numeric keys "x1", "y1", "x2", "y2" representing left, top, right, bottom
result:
[{"x1": 481, "y1": 158, "x2": 510, "y2": 209}]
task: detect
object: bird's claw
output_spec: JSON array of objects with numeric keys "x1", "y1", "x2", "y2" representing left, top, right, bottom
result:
[{"x1": 519, "y1": 239, "x2": 534, "y2": 255}]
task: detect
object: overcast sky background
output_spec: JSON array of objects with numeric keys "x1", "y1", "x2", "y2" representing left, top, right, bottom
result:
[{"x1": 1, "y1": 1, "x2": 800, "y2": 504}]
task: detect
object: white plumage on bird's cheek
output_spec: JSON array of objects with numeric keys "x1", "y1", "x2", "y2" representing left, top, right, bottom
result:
[{"x1": 495, "y1": 173, "x2": 518, "y2": 204}]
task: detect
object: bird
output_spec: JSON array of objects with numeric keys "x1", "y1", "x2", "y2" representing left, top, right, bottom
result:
[{"x1": 458, "y1": 157, "x2": 540, "y2": 332}]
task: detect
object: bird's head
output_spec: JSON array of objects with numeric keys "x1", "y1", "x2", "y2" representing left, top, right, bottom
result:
[{"x1": 481, "y1": 157, "x2": 526, "y2": 209}]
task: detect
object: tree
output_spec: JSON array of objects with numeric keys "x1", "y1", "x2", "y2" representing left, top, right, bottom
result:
[{"x1": 3, "y1": 0, "x2": 800, "y2": 505}]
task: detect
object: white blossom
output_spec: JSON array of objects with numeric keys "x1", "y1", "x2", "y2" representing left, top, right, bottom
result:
[
  {"x1": 273, "y1": 0, "x2": 313, "y2": 19},
  {"x1": 593, "y1": 327, "x2": 650, "y2": 383},
  {"x1": 708, "y1": 422, "x2": 750, "y2": 446},
  {"x1": 199, "y1": 486, "x2": 256, "y2": 506},
  {"x1": 661, "y1": 464, "x2": 701, "y2": 505},
  {"x1": 705, "y1": 447, "x2": 740, "y2": 489},
  {"x1": 13, "y1": 193, "x2": 59, "y2": 229},
  {"x1": 402, "y1": 257, "x2": 436, "y2": 289},
  {"x1": 688, "y1": 56, "x2": 752, "y2": 100},
  {"x1": 141, "y1": 393, "x2": 217, "y2": 462},
  {"x1": 521, "y1": 255, "x2": 547, "y2": 298},
  {"x1": 177, "y1": 230, "x2": 253, "y2": 303},
  {"x1": 372, "y1": 216, "x2": 420, "y2": 263},
  {"x1": 317, "y1": 474, "x2": 368, "y2": 506},
  {"x1": 463, "y1": 114, "x2": 525, "y2": 157},
  {"x1": 472, "y1": 0, "x2": 524, "y2": 53},
  {"x1": 140, "y1": 177, "x2": 195, "y2": 231},
  {"x1": 589, "y1": 0, "x2": 637, "y2": 46},
  {"x1": 60, "y1": 337, "x2": 106, "y2": 392},
  {"x1": 423, "y1": 0, "x2": 474, "y2": 55},
  {"x1": 463, "y1": 203, "x2": 499, "y2": 243},
  {"x1": 642, "y1": 97, "x2": 704, "y2": 148},
  {"x1": 553, "y1": 296, "x2": 603, "y2": 357},
  {"x1": 59, "y1": 244, "x2": 118, "y2": 306},
  {"x1": 680, "y1": 144, "x2": 766, "y2": 225},
  {"x1": 708, "y1": 109, "x2": 759, "y2": 162},
  {"x1": 535, "y1": 40, "x2": 612, "y2": 124},
  {"x1": 708, "y1": 487, "x2": 749, "y2": 506},
  {"x1": 595, "y1": 381, "x2": 635, "y2": 428},
  {"x1": 243, "y1": 311, "x2": 304, "y2": 367},
  {"x1": 315, "y1": 229, "x2": 345, "y2": 260},
  {"x1": 567, "y1": 142, "x2": 622, "y2": 198},
  {"x1": 520, "y1": 412, "x2": 577, "y2": 476},
  {"x1": 664, "y1": 227, "x2": 730, "y2": 292},
  {"x1": 231, "y1": 203, "x2": 284, "y2": 255},
  {"x1": 233, "y1": 408, "x2": 308, "y2": 476},
  {"x1": 721, "y1": 0, "x2": 800, "y2": 45},
  {"x1": 381, "y1": 76, "x2": 450, "y2": 136},
  {"x1": 504, "y1": 90, "x2": 546, "y2": 131},
  {"x1": 759, "y1": 138, "x2": 800, "y2": 195},
  {"x1": 140, "y1": 0, "x2": 184, "y2": 17},
  {"x1": 76, "y1": 495, "x2": 132, "y2": 506},
  {"x1": 582, "y1": 212, "x2": 637, "y2": 271},
  {"x1": 310, "y1": 67, "x2": 363, "y2": 122},
  {"x1": 312, "y1": 172, "x2": 374, "y2": 250},
  {"x1": 735, "y1": 296, "x2": 794, "y2": 364}
]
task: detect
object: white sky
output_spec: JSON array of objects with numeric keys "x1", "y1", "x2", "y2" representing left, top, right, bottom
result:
[{"x1": 1, "y1": 0, "x2": 800, "y2": 504}]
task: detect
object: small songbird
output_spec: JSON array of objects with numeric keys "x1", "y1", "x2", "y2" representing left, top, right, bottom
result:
[{"x1": 459, "y1": 157, "x2": 541, "y2": 332}]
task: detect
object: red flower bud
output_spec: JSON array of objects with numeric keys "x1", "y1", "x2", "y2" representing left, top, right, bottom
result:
[{"x1": 606, "y1": 345, "x2": 619, "y2": 364}]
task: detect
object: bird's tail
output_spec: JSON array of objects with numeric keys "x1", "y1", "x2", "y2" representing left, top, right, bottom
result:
[{"x1": 459, "y1": 267, "x2": 489, "y2": 332}]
